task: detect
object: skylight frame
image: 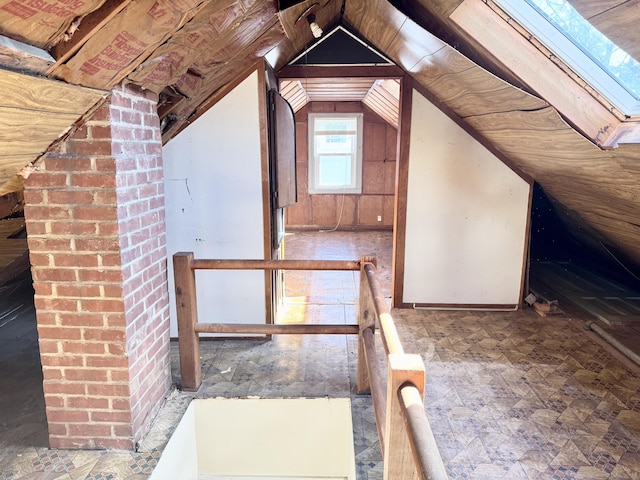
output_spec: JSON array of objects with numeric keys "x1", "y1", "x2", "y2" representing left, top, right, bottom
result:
[{"x1": 497, "y1": 0, "x2": 640, "y2": 118}]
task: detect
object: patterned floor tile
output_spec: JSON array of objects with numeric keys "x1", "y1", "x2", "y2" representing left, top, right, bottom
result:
[
  {"x1": 126, "y1": 450, "x2": 160, "y2": 475},
  {"x1": 31, "y1": 451, "x2": 75, "y2": 474},
  {"x1": 4, "y1": 232, "x2": 640, "y2": 479}
]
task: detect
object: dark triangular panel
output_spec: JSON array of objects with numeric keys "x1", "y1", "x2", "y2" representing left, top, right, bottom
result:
[
  {"x1": 293, "y1": 27, "x2": 391, "y2": 65},
  {"x1": 278, "y1": 0, "x2": 306, "y2": 10}
]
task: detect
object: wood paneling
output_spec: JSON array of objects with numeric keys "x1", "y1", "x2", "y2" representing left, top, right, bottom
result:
[
  {"x1": 383, "y1": 161, "x2": 397, "y2": 194},
  {"x1": 279, "y1": 71, "x2": 400, "y2": 126},
  {"x1": 344, "y1": 0, "x2": 407, "y2": 53},
  {"x1": 286, "y1": 101, "x2": 397, "y2": 230},
  {"x1": 364, "y1": 122, "x2": 387, "y2": 162},
  {"x1": 280, "y1": 80, "x2": 309, "y2": 112},
  {"x1": 453, "y1": 0, "x2": 620, "y2": 143},
  {"x1": 385, "y1": 18, "x2": 447, "y2": 72},
  {"x1": 0, "y1": 68, "x2": 104, "y2": 112},
  {"x1": 311, "y1": 195, "x2": 339, "y2": 226},
  {"x1": 341, "y1": 195, "x2": 359, "y2": 226},
  {"x1": 383, "y1": 196, "x2": 395, "y2": 227},
  {"x1": 0, "y1": 0, "x2": 638, "y2": 278},
  {"x1": 362, "y1": 161, "x2": 386, "y2": 195},
  {"x1": 570, "y1": 0, "x2": 640, "y2": 64},
  {"x1": 363, "y1": 80, "x2": 400, "y2": 128},
  {"x1": 358, "y1": 195, "x2": 384, "y2": 225},
  {"x1": 0, "y1": 108, "x2": 79, "y2": 155},
  {"x1": 413, "y1": 59, "x2": 547, "y2": 117}
]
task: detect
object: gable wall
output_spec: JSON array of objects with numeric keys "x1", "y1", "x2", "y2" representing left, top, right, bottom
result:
[
  {"x1": 402, "y1": 90, "x2": 531, "y2": 307},
  {"x1": 285, "y1": 101, "x2": 397, "y2": 230}
]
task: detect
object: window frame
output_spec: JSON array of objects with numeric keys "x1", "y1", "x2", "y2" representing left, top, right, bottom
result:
[
  {"x1": 308, "y1": 112, "x2": 364, "y2": 195},
  {"x1": 496, "y1": 0, "x2": 640, "y2": 118}
]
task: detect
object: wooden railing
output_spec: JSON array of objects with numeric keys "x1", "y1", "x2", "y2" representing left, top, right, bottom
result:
[{"x1": 173, "y1": 252, "x2": 448, "y2": 480}]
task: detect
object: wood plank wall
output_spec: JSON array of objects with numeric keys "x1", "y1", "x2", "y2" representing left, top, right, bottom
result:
[{"x1": 285, "y1": 101, "x2": 397, "y2": 230}]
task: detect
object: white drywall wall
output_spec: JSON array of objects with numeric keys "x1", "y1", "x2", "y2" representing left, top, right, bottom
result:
[
  {"x1": 195, "y1": 398, "x2": 355, "y2": 479},
  {"x1": 164, "y1": 71, "x2": 266, "y2": 336},
  {"x1": 403, "y1": 90, "x2": 530, "y2": 306},
  {"x1": 148, "y1": 403, "x2": 198, "y2": 480}
]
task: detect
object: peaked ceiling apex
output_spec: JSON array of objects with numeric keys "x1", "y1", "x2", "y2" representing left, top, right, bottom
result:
[{"x1": 290, "y1": 26, "x2": 393, "y2": 66}]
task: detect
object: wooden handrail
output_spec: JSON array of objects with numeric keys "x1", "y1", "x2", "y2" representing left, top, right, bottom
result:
[
  {"x1": 359, "y1": 261, "x2": 448, "y2": 479},
  {"x1": 191, "y1": 258, "x2": 361, "y2": 271},
  {"x1": 195, "y1": 323, "x2": 358, "y2": 335},
  {"x1": 363, "y1": 263, "x2": 404, "y2": 355},
  {"x1": 399, "y1": 384, "x2": 449, "y2": 480},
  {"x1": 173, "y1": 252, "x2": 448, "y2": 479}
]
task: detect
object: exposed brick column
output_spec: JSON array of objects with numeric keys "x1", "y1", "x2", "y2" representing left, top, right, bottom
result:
[{"x1": 23, "y1": 84, "x2": 171, "y2": 450}]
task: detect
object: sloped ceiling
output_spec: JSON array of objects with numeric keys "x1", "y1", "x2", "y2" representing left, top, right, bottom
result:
[
  {"x1": 280, "y1": 77, "x2": 400, "y2": 128},
  {"x1": 0, "y1": 0, "x2": 639, "y2": 272}
]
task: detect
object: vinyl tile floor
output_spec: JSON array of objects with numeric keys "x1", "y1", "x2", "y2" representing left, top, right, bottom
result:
[{"x1": 2, "y1": 230, "x2": 640, "y2": 479}]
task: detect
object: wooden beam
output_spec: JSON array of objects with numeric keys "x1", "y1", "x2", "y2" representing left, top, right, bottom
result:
[
  {"x1": 0, "y1": 35, "x2": 54, "y2": 74},
  {"x1": 191, "y1": 258, "x2": 361, "y2": 271},
  {"x1": 257, "y1": 61, "x2": 274, "y2": 339},
  {"x1": 195, "y1": 323, "x2": 359, "y2": 335},
  {"x1": 278, "y1": 64, "x2": 405, "y2": 79},
  {"x1": 365, "y1": 263, "x2": 404, "y2": 356},
  {"x1": 391, "y1": 75, "x2": 412, "y2": 308},
  {"x1": 47, "y1": 0, "x2": 134, "y2": 74}
]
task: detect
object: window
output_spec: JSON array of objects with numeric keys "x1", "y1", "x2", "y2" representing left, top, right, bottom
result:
[
  {"x1": 497, "y1": 0, "x2": 640, "y2": 117},
  {"x1": 308, "y1": 113, "x2": 363, "y2": 194}
]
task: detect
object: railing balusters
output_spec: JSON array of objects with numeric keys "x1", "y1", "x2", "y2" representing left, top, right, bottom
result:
[{"x1": 172, "y1": 253, "x2": 448, "y2": 478}]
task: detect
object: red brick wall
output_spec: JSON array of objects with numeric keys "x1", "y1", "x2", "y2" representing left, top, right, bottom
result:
[{"x1": 23, "y1": 84, "x2": 170, "y2": 450}]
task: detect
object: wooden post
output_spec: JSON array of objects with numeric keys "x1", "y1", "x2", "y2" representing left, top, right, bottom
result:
[
  {"x1": 384, "y1": 354, "x2": 425, "y2": 480},
  {"x1": 357, "y1": 255, "x2": 377, "y2": 394},
  {"x1": 173, "y1": 252, "x2": 201, "y2": 391}
]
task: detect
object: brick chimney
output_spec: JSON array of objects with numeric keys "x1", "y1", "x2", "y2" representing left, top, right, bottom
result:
[{"x1": 23, "y1": 83, "x2": 171, "y2": 449}]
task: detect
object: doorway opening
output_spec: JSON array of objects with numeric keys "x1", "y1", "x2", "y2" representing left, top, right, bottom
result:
[{"x1": 275, "y1": 72, "x2": 402, "y2": 319}]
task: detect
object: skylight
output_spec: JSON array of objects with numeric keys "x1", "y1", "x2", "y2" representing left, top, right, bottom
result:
[{"x1": 498, "y1": 0, "x2": 640, "y2": 117}]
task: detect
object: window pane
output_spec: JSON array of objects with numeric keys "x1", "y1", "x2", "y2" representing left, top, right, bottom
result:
[
  {"x1": 316, "y1": 134, "x2": 355, "y2": 155},
  {"x1": 526, "y1": 0, "x2": 640, "y2": 100},
  {"x1": 315, "y1": 118, "x2": 357, "y2": 132},
  {"x1": 308, "y1": 112, "x2": 362, "y2": 194},
  {"x1": 318, "y1": 155, "x2": 352, "y2": 187}
]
